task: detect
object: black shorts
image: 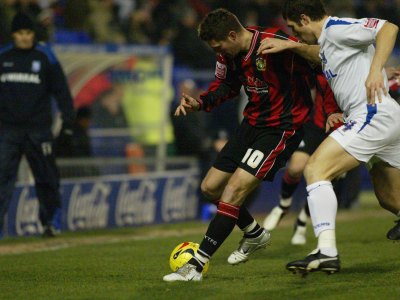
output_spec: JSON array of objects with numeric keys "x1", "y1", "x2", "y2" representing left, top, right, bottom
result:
[
  {"x1": 297, "y1": 121, "x2": 327, "y2": 155},
  {"x1": 213, "y1": 121, "x2": 303, "y2": 181}
]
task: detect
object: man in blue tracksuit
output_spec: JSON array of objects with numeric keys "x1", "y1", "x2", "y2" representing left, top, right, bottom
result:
[{"x1": 0, "y1": 13, "x2": 75, "y2": 237}]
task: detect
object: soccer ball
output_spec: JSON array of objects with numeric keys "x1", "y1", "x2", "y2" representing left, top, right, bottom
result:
[{"x1": 169, "y1": 242, "x2": 209, "y2": 274}]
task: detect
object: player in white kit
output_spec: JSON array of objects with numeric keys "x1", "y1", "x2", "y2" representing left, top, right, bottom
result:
[{"x1": 257, "y1": 0, "x2": 400, "y2": 274}]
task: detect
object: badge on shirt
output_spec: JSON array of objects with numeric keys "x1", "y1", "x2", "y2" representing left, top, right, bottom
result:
[
  {"x1": 256, "y1": 57, "x2": 266, "y2": 71},
  {"x1": 32, "y1": 61, "x2": 41, "y2": 72},
  {"x1": 215, "y1": 61, "x2": 227, "y2": 79},
  {"x1": 364, "y1": 18, "x2": 379, "y2": 29}
]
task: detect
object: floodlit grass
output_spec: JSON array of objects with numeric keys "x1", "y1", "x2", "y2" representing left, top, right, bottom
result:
[{"x1": 0, "y1": 192, "x2": 399, "y2": 300}]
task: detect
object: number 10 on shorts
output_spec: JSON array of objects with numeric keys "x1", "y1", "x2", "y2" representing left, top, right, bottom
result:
[{"x1": 242, "y1": 148, "x2": 264, "y2": 168}]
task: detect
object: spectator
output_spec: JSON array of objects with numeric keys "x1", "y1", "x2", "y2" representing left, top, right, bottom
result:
[
  {"x1": 91, "y1": 86, "x2": 128, "y2": 129},
  {"x1": 63, "y1": 0, "x2": 90, "y2": 31},
  {"x1": 0, "y1": 0, "x2": 17, "y2": 44},
  {"x1": 87, "y1": 0, "x2": 126, "y2": 44},
  {"x1": 171, "y1": 7, "x2": 214, "y2": 69}
]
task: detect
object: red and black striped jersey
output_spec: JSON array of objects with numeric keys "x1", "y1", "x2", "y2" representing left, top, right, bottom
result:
[
  {"x1": 199, "y1": 27, "x2": 313, "y2": 130},
  {"x1": 312, "y1": 71, "x2": 341, "y2": 129}
]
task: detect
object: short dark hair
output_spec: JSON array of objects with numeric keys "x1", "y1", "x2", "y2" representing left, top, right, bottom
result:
[
  {"x1": 282, "y1": 0, "x2": 327, "y2": 24},
  {"x1": 198, "y1": 8, "x2": 242, "y2": 41}
]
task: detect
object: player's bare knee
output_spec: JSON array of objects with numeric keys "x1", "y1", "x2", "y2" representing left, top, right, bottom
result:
[
  {"x1": 200, "y1": 179, "x2": 219, "y2": 200},
  {"x1": 287, "y1": 166, "x2": 304, "y2": 179},
  {"x1": 304, "y1": 160, "x2": 321, "y2": 183}
]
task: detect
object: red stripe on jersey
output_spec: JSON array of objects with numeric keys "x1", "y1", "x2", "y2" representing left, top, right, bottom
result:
[
  {"x1": 255, "y1": 130, "x2": 296, "y2": 179},
  {"x1": 244, "y1": 30, "x2": 259, "y2": 61},
  {"x1": 217, "y1": 201, "x2": 240, "y2": 219}
]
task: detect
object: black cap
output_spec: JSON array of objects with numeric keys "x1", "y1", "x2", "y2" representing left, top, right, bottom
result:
[{"x1": 11, "y1": 13, "x2": 35, "y2": 33}]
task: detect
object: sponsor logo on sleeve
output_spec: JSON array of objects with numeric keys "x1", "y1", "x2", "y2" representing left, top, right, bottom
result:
[
  {"x1": 364, "y1": 18, "x2": 379, "y2": 29},
  {"x1": 215, "y1": 61, "x2": 227, "y2": 79}
]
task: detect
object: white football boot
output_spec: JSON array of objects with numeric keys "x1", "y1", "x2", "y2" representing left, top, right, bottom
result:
[
  {"x1": 163, "y1": 263, "x2": 202, "y2": 282},
  {"x1": 263, "y1": 206, "x2": 286, "y2": 231},
  {"x1": 227, "y1": 229, "x2": 271, "y2": 265}
]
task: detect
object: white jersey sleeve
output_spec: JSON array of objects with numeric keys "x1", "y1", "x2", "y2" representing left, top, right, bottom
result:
[{"x1": 326, "y1": 17, "x2": 386, "y2": 47}]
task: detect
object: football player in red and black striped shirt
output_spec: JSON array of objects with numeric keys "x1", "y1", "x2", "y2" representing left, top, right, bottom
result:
[{"x1": 164, "y1": 8, "x2": 320, "y2": 282}]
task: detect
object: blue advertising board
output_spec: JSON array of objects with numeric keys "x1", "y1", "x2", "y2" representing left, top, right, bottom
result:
[{"x1": 4, "y1": 170, "x2": 200, "y2": 237}]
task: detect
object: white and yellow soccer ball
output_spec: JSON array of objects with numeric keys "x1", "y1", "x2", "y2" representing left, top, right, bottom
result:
[{"x1": 169, "y1": 242, "x2": 209, "y2": 274}]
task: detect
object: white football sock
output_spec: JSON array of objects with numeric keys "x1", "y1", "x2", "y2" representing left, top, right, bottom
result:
[
  {"x1": 317, "y1": 229, "x2": 337, "y2": 257},
  {"x1": 306, "y1": 181, "x2": 338, "y2": 256},
  {"x1": 280, "y1": 197, "x2": 292, "y2": 208},
  {"x1": 194, "y1": 251, "x2": 209, "y2": 265}
]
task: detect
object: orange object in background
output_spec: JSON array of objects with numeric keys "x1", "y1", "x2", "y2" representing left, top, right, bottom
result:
[{"x1": 125, "y1": 143, "x2": 146, "y2": 174}]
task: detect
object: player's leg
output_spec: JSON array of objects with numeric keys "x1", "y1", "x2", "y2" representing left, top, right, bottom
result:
[
  {"x1": 0, "y1": 130, "x2": 24, "y2": 238},
  {"x1": 228, "y1": 127, "x2": 303, "y2": 264},
  {"x1": 200, "y1": 165, "x2": 269, "y2": 260},
  {"x1": 291, "y1": 202, "x2": 310, "y2": 245},
  {"x1": 223, "y1": 169, "x2": 271, "y2": 265},
  {"x1": 369, "y1": 160, "x2": 400, "y2": 240},
  {"x1": 163, "y1": 123, "x2": 254, "y2": 281},
  {"x1": 25, "y1": 130, "x2": 61, "y2": 237},
  {"x1": 263, "y1": 151, "x2": 309, "y2": 230},
  {"x1": 163, "y1": 168, "x2": 262, "y2": 281},
  {"x1": 287, "y1": 136, "x2": 359, "y2": 274}
]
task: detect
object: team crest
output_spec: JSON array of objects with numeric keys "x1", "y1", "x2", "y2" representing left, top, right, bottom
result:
[
  {"x1": 256, "y1": 57, "x2": 266, "y2": 71},
  {"x1": 32, "y1": 61, "x2": 41, "y2": 72},
  {"x1": 342, "y1": 120, "x2": 357, "y2": 132}
]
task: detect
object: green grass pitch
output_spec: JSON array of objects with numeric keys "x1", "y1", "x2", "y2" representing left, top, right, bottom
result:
[{"x1": 0, "y1": 191, "x2": 399, "y2": 300}]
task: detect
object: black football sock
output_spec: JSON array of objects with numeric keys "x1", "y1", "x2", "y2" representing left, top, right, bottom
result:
[
  {"x1": 236, "y1": 205, "x2": 255, "y2": 230},
  {"x1": 296, "y1": 204, "x2": 310, "y2": 227},
  {"x1": 280, "y1": 170, "x2": 302, "y2": 208},
  {"x1": 304, "y1": 202, "x2": 311, "y2": 217},
  {"x1": 188, "y1": 201, "x2": 239, "y2": 272}
]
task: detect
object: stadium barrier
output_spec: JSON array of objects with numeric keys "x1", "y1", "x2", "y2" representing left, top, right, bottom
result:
[{"x1": 5, "y1": 166, "x2": 200, "y2": 237}]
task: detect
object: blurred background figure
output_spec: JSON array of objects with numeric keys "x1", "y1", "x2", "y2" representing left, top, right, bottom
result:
[
  {"x1": 55, "y1": 106, "x2": 92, "y2": 158},
  {"x1": 55, "y1": 106, "x2": 100, "y2": 178}
]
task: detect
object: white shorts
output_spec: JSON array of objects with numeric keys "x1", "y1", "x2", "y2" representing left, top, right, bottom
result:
[{"x1": 330, "y1": 101, "x2": 400, "y2": 170}]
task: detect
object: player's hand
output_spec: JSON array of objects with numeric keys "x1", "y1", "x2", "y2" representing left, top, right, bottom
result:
[
  {"x1": 325, "y1": 112, "x2": 344, "y2": 133},
  {"x1": 174, "y1": 93, "x2": 200, "y2": 116},
  {"x1": 365, "y1": 68, "x2": 387, "y2": 105},
  {"x1": 257, "y1": 38, "x2": 294, "y2": 55}
]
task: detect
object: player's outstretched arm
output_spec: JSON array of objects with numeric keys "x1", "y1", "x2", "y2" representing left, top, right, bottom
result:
[
  {"x1": 257, "y1": 38, "x2": 321, "y2": 65},
  {"x1": 174, "y1": 93, "x2": 201, "y2": 116},
  {"x1": 366, "y1": 22, "x2": 399, "y2": 105}
]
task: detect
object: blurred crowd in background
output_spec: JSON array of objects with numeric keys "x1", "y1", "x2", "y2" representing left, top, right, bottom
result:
[{"x1": 1, "y1": 0, "x2": 400, "y2": 70}]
